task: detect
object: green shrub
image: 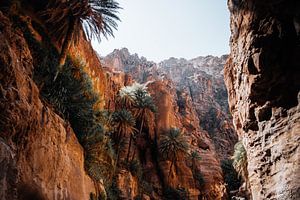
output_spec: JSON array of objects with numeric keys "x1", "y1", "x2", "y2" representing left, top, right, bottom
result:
[
  {"x1": 15, "y1": 15, "x2": 116, "y2": 185},
  {"x1": 232, "y1": 141, "x2": 248, "y2": 181},
  {"x1": 85, "y1": 136, "x2": 115, "y2": 183}
]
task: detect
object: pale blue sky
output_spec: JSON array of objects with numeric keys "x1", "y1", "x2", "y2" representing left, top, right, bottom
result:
[{"x1": 92, "y1": 0, "x2": 230, "y2": 62}]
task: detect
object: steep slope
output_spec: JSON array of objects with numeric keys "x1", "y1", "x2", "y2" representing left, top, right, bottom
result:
[
  {"x1": 0, "y1": 12, "x2": 95, "y2": 200},
  {"x1": 225, "y1": 0, "x2": 300, "y2": 199},
  {"x1": 99, "y1": 69, "x2": 228, "y2": 199},
  {"x1": 102, "y1": 48, "x2": 240, "y2": 199},
  {"x1": 102, "y1": 48, "x2": 238, "y2": 160},
  {"x1": 158, "y1": 56, "x2": 237, "y2": 160}
]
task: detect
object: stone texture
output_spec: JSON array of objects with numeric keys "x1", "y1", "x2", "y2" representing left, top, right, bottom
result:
[
  {"x1": 102, "y1": 52, "x2": 228, "y2": 199},
  {"x1": 116, "y1": 170, "x2": 139, "y2": 199},
  {"x1": 102, "y1": 48, "x2": 238, "y2": 160},
  {"x1": 0, "y1": 12, "x2": 95, "y2": 200},
  {"x1": 225, "y1": 0, "x2": 300, "y2": 199}
]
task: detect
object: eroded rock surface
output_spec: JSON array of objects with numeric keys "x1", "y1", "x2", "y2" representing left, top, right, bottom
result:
[
  {"x1": 103, "y1": 48, "x2": 238, "y2": 160},
  {"x1": 102, "y1": 49, "x2": 231, "y2": 199},
  {"x1": 0, "y1": 12, "x2": 95, "y2": 200},
  {"x1": 225, "y1": 0, "x2": 300, "y2": 199}
]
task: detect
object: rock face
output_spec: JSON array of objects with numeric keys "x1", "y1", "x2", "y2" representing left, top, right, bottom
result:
[
  {"x1": 103, "y1": 49, "x2": 237, "y2": 160},
  {"x1": 225, "y1": 0, "x2": 300, "y2": 199},
  {"x1": 148, "y1": 80, "x2": 226, "y2": 199},
  {"x1": 159, "y1": 56, "x2": 237, "y2": 160},
  {"x1": 102, "y1": 49, "x2": 238, "y2": 199},
  {"x1": 0, "y1": 12, "x2": 95, "y2": 200}
]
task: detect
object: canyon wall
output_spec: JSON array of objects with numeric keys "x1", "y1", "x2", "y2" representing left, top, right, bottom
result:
[
  {"x1": 0, "y1": 10, "x2": 230, "y2": 200},
  {"x1": 225, "y1": 0, "x2": 300, "y2": 199},
  {"x1": 103, "y1": 49, "x2": 238, "y2": 160},
  {"x1": 0, "y1": 12, "x2": 96, "y2": 200},
  {"x1": 102, "y1": 49, "x2": 241, "y2": 199}
]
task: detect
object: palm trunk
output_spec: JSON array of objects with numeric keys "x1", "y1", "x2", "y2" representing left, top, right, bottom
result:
[
  {"x1": 131, "y1": 148, "x2": 136, "y2": 162},
  {"x1": 192, "y1": 161, "x2": 196, "y2": 188},
  {"x1": 113, "y1": 138, "x2": 122, "y2": 176},
  {"x1": 54, "y1": 18, "x2": 76, "y2": 81},
  {"x1": 167, "y1": 157, "x2": 175, "y2": 182},
  {"x1": 139, "y1": 118, "x2": 144, "y2": 135},
  {"x1": 126, "y1": 134, "x2": 133, "y2": 163}
]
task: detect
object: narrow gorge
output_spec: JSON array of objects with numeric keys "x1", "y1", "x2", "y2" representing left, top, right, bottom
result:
[{"x1": 0, "y1": 0, "x2": 299, "y2": 200}]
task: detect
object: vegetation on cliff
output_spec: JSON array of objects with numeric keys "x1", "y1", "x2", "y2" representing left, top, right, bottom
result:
[
  {"x1": 158, "y1": 128, "x2": 189, "y2": 179},
  {"x1": 0, "y1": 1, "x2": 243, "y2": 199},
  {"x1": 41, "y1": 0, "x2": 120, "y2": 79},
  {"x1": 232, "y1": 141, "x2": 248, "y2": 187}
]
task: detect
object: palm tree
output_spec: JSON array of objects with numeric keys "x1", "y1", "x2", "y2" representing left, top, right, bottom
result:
[
  {"x1": 118, "y1": 87, "x2": 135, "y2": 109},
  {"x1": 158, "y1": 128, "x2": 189, "y2": 180},
  {"x1": 83, "y1": 131, "x2": 115, "y2": 199},
  {"x1": 41, "y1": 0, "x2": 121, "y2": 80},
  {"x1": 133, "y1": 88, "x2": 157, "y2": 136},
  {"x1": 189, "y1": 150, "x2": 201, "y2": 173},
  {"x1": 111, "y1": 109, "x2": 137, "y2": 164},
  {"x1": 232, "y1": 141, "x2": 248, "y2": 188},
  {"x1": 95, "y1": 110, "x2": 113, "y2": 134},
  {"x1": 188, "y1": 150, "x2": 201, "y2": 188}
]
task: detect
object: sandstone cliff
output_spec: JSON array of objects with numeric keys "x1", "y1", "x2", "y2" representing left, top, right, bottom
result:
[
  {"x1": 101, "y1": 49, "x2": 241, "y2": 199},
  {"x1": 0, "y1": 9, "x2": 230, "y2": 200},
  {"x1": 102, "y1": 48, "x2": 238, "y2": 160},
  {"x1": 225, "y1": 0, "x2": 300, "y2": 199},
  {"x1": 0, "y1": 12, "x2": 96, "y2": 200}
]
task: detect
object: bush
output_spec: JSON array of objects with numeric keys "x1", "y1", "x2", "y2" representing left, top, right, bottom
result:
[
  {"x1": 16, "y1": 15, "x2": 100, "y2": 140},
  {"x1": 232, "y1": 141, "x2": 248, "y2": 181}
]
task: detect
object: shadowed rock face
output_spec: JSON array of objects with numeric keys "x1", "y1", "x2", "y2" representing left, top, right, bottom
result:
[
  {"x1": 0, "y1": 12, "x2": 95, "y2": 200},
  {"x1": 225, "y1": 0, "x2": 300, "y2": 199}
]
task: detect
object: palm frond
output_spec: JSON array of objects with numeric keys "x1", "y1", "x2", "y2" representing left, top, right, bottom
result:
[
  {"x1": 41, "y1": 0, "x2": 121, "y2": 44},
  {"x1": 158, "y1": 128, "x2": 189, "y2": 161},
  {"x1": 232, "y1": 141, "x2": 248, "y2": 181}
]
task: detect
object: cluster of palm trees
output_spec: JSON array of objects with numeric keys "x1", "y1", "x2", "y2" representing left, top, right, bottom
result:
[{"x1": 109, "y1": 83, "x2": 157, "y2": 166}]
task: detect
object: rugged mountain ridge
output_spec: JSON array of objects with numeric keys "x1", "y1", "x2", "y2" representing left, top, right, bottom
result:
[
  {"x1": 101, "y1": 52, "x2": 230, "y2": 199},
  {"x1": 102, "y1": 48, "x2": 238, "y2": 160}
]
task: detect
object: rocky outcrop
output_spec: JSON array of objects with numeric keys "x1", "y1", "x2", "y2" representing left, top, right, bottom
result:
[
  {"x1": 0, "y1": 12, "x2": 95, "y2": 200},
  {"x1": 148, "y1": 80, "x2": 226, "y2": 199},
  {"x1": 102, "y1": 49, "x2": 231, "y2": 199},
  {"x1": 159, "y1": 56, "x2": 237, "y2": 160},
  {"x1": 102, "y1": 49, "x2": 238, "y2": 160},
  {"x1": 225, "y1": 0, "x2": 300, "y2": 199}
]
